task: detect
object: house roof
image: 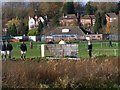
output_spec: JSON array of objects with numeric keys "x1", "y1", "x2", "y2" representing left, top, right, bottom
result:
[
  {"x1": 59, "y1": 14, "x2": 77, "y2": 20},
  {"x1": 44, "y1": 26, "x2": 85, "y2": 36},
  {"x1": 89, "y1": 15, "x2": 95, "y2": 19},
  {"x1": 81, "y1": 15, "x2": 95, "y2": 19},
  {"x1": 81, "y1": 15, "x2": 90, "y2": 19},
  {"x1": 106, "y1": 13, "x2": 117, "y2": 18}
]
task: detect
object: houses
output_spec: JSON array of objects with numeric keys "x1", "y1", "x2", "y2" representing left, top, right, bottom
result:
[
  {"x1": 80, "y1": 13, "x2": 117, "y2": 28},
  {"x1": 105, "y1": 13, "x2": 118, "y2": 24},
  {"x1": 28, "y1": 16, "x2": 36, "y2": 30},
  {"x1": 41, "y1": 13, "x2": 86, "y2": 42},
  {"x1": 80, "y1": 15, "x2": 95, "y2": 27},
  {"x1": 59, "y1": 14, "x2": 78, "y2": 26},
  {"x1": 34, "y1": 12, "x2": 118, "y2": 42},
  {"x1": 28, "y1": 16, "x2": 45, "y2": 30},
  {"x1": 105, "y1": 13, "x2": 118, "y2": 33}
]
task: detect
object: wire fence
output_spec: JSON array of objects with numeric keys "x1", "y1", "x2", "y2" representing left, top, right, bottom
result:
[{"x1": 94, "y1": 49, "x2": 119, "y2": 56}]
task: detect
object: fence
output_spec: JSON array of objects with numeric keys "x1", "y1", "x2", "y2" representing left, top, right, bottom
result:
[
  {"x1": 94, "y1": 49, "x2": 119, "y2": 56},
  {"x1": 41, "y1": 44, "x2": 119, "y2": 58},
  {"x1": 41, "y1": 44, "x2": 78, "y2": 58},
  {"x1": 13, "y1": 42, "x2": 119, "y2": 58}
]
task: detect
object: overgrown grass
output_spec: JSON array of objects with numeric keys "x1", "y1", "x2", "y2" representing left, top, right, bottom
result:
[{"x1": 2, "y1": 56, "x2": 120, "y2": 89}]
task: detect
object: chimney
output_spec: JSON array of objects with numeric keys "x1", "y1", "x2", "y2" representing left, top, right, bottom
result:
[{"x1": 29, "y1": 16, "x2": 31, "y2": 20}]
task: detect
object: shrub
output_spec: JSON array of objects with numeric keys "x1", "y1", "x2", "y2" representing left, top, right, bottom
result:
[{"x1": 27, "y1": 29, "x2": 39, "y2": 36}]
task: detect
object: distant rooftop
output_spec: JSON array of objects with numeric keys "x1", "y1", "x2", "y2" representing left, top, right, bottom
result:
[
  {"x1": 106, "y1": 13, "x2": 117, "y2": 18},
  {"x1": 81, "y1": 15, "x2": 95, "y2": 19},
  {"x1": 44, "y1": 26, "x2": 85, "y2": 36},
  {"x1": 59, "y1": 14, "x2": 77, "y2": 20}
]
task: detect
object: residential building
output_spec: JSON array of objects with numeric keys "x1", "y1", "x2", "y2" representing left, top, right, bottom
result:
[
  {"x1": 105, "y1": 13, "x2": 118, "y2": 33},
  {"x1": 28, "y1": 16, "x2": 44, "y2": 30},
  {"x1": 105, "y1": 13, "x2": 118, "y2": 24},
  {"x1": 80, "y1": 15, "x2": 95, "y2": 27},
  {"x1": 42, "y1": 26, "x2": 85, "y2": 42},
  {"x1": 28, "y1": 16, "x2": 36, "y2": 30},
  {"x1": 59, "y1": 14, "x2": 78, "y2": 26}
]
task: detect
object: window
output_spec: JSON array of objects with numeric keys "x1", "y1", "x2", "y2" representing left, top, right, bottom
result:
[
  {"x1": 92, "y1": 36, "x2": 95, "y2": 38},
  {"x1": 98, "y1": 36, "x2": 101, "y2": 38}
]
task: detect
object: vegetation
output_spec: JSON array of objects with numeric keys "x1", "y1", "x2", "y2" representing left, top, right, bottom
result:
[
  {"x1": 93, "y1": 12, "x2": 102, "y2": 34},
  {"x1": 27, "y1": 30, "x2": 39, "y2": 36},
  {"x1": 2, "y1": 2, "x2": 119, "y2": 35},
  {"x1": 62, "y1": 2, "x2": 75, "y2": 14},
  {"x1": 2, "y1": 57, "x2": 120, "y2": 88},
  {"x1": 38, "y1": 20, "x2": 43, "y2": 36},
  {"x1": 85, "y1": 2, "x2": 96, "y2": 15}
]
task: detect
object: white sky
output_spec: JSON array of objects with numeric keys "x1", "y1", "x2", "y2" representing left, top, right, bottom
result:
[{"x1": 1, "y1": 0, "x2": 119, "y2": 2}]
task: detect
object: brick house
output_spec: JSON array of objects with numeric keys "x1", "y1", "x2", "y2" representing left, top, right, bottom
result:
[
  {"x1": 59, "y1": 14, "x2": 78, "y2": 26},
  {"x1": 105, "y1": 13, "x2": 118, "y2": 33},
  {"x1": 80, "y1": 15, "x2": 95, "y2": 27},
  {"x1": 105, "y1": 13, "x2": 118, "y2": 24}
]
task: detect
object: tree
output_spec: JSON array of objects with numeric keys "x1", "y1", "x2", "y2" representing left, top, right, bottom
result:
[
  {"x1": 51, "y1": 14, "x2": 60, "y2": 27},
  {"x1": 5, "y1": 17, "x2": 29, "y2": 36},
  {"x1": 93, "y1": 12, "x2": 102, "y2": 33},
  {"x1": 6, "y1": 17, "x2": 21, "y2": 36},
  {"x1": 39, "y1": 2, "x2": 62, "y2": 18},
  {"x1": 74, "y1": 2, "x2": 84, "y2": 13},
  {"x1": 38, "y1": 20, "x2": 43, "y2": 36},
  {"x1": 118, "y1": 1, "x2": 120, "y2": 10},
  {"x1": 7, "y1": 24, "x2": 17, "y2": 36},
  {"x1": 101, "y1": 11, "x2": 107, "y2": 26},
  {"x1": 62, "y1": 2, "x2": 75, "y2": 14},
  {"x1": 85, "y1": 2, "x2": 95, "y2": 15},
  {"x1": 90, "y1": 2, "x2": 118, "y2": 14}
]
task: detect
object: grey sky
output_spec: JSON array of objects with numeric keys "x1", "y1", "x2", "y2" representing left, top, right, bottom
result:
[{"x1": 1, "y1": 0, "x2": 119, "y2": 2}]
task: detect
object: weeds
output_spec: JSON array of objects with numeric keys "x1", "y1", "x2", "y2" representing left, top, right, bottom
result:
[{"x1": 2, "y1": 56, "x2": 120, "y2": 89}]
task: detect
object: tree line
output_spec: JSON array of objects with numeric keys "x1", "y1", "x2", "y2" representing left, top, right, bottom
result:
[{"x1": 2, "y1": 2, "x2": 120, "y2": 36}]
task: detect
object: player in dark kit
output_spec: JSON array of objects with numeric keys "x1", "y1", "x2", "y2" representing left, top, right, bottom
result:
[
  {"x1": 20, "y1": 41, "x2": 27, "y2": 58},
  {"x1": 88, "y1": 40, "x2": 92, "y2": 58},
  {"x1": 6, "y1": 41, "x2": 13, "y2": 58},
  {"x1": 1, "y1": 41, "x2": 7, "y2": 59}
]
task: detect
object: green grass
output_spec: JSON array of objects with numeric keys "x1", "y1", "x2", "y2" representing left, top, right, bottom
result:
[
  {"x1": 78, "y1": 41, "x2": 119, "y2": 58},
  {"x1": 10, "y1": 41, "x2": 119, "y2": 59}
]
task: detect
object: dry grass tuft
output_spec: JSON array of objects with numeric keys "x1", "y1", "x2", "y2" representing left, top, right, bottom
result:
[{"x1": 2, "y1": 57, "x2": 120, "y2": 88}]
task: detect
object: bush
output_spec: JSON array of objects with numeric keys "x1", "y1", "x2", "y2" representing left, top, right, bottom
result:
[{"x1": 27, "y1": 29, "x2": 39, "y2": 36}]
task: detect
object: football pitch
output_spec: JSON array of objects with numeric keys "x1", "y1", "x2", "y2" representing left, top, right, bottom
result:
[{"x1": 10, "y1": 40, "x2": 119, "y2": 59}]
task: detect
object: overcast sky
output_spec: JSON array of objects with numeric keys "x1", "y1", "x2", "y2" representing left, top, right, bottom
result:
[{"x1": 1, "y1": 0, "x2": 119, "y2": 2}]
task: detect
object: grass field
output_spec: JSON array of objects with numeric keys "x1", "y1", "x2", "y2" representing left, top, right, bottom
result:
[{"x1": 10, "y1": 40, "x2": 119, "y2": 59}]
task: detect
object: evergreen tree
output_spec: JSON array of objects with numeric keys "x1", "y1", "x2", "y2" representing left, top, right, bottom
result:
[
  {"x1": 94, "y1": 12, "x2": 102, "y2": 33},
  {"x1": 38, "y1": 20, "x2": 43, "y2": 35},
  {"x1": 63, "y1": 2, "x2": 75, "y2": 14},
  {"x1": 118, "y1": 1, "x2": 120, "y2": 12},
  {"x1": 85, "y1": 2, "x2": 93, "y2": 15},
  {"x1": 101, "y1": 12, "x2": 107, "y2": 26}
]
